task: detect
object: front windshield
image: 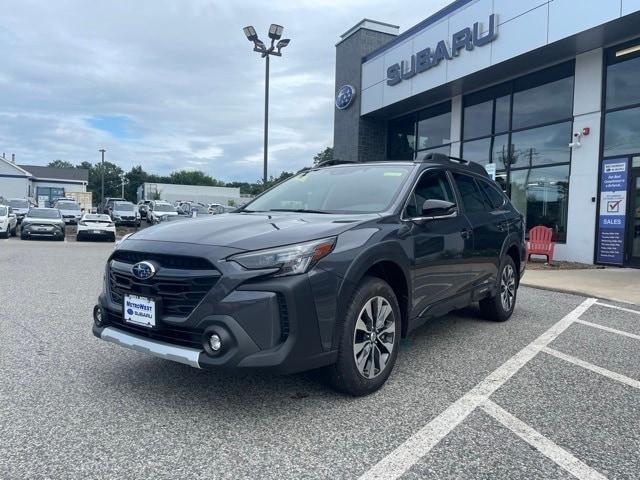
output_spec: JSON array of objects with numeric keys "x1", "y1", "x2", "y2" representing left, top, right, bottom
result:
[
  {"x1": 27, "y1": 209, "x2": 60, "y2": 219},
  {"x1": 154, "y1": 204, "x2": 176, "y2": 212},
  {"x1": 58, "y1": 202, "x2": 80, "y2": 210},
  {"x1": 0, "y1": 206, "x2": 7, "y2": 216},
  {"x1": 245, "y1": 164, "x2": 413, "y2": 214},
  {"x1": 114, "y1": 202, "x2": 135, "y2": 211},
  {"x1": 8, "y1": 199, "x2": 29, "y2": 208}
]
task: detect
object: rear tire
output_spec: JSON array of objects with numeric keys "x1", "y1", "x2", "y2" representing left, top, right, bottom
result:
[
  {"x1": 326, "y1": 276, "x2": 401, "y2": 396},
  {"x1": 109, "y1": 233, "x2": 116, "y2": 242},
  {"x1": 10, "y1": 225, "x2": 17, "y2": 237},
  {"x1": 479, "y1": 256, "x2": 518, "y2": 322},
  {"x1": 76, "y1": 233, "x2": 83, "y2": 242}
]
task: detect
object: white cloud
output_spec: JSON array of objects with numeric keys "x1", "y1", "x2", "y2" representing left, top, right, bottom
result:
[{"x1": 0, "y1": 0, "x2": 450, "y2": 182}]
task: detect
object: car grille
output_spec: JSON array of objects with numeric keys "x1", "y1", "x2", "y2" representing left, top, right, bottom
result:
[
  {"x1": 109, "y1": 251, "x2": 220, "y2": 317},
  {"x1": 105, "y1": 310, "x2": 203, "y2": 349}
]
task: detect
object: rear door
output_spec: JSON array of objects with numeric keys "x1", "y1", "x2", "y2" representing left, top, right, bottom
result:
[
  {"x1": 451, "y1": 172, "x2": 509, "y2": 290},
  {"x1": 405, "y1": 169, "x2": 475, "y2": 318}
]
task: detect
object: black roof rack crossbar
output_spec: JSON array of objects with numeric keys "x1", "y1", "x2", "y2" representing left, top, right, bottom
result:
[{"x1": 417, "y1": 152, "x2": 489, "y2": 177}]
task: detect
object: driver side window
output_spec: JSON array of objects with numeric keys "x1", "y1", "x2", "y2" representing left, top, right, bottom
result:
[{"x1": 405, "y1": 170, "x2": 454, "y2": 218}]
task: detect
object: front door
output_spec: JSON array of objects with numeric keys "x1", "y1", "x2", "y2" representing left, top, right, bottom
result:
[{"x1": 628, "y1": 169, "x2": 640, "y2": 267}]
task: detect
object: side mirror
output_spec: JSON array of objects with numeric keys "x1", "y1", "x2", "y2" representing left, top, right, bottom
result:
[{"x1": 421, "y1": 199, "x2": 457, "y2": 218}]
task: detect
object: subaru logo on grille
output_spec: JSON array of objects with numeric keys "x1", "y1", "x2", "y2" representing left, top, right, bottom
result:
[{"x1": 131, "y1": 261, "x2": 156, "y2": 280}]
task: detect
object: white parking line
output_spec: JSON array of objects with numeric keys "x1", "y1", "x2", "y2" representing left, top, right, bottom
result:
[
  {"x1": 542, "y1": 347, "x2": 640, "y2": 390},
  {"x1": 481, "y1": 400, "x2": 606, "y2": 480},
  {"x1": 359, "y1": 297, "x2": 597, "y2": 480},
  {"x1": 595, "y1": 301, "x2": 640, "y2": 315},
  {"x1": 575, "y1": 319, "x2": 640, "y2": 341}
]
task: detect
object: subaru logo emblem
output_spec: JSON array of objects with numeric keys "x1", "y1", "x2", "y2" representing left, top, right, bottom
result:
[{"x1": 131, "y1": 261, "x2": 156, "y2": 280}]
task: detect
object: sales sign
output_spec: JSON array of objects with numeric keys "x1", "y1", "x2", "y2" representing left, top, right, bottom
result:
[{"x1": 596, "y1": 158, "x2": 628, "y2": 265}]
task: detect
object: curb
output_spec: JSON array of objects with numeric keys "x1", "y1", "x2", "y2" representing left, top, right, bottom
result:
[{"x1": 521, "y1": 281, "x2": 638, "y2": 306}]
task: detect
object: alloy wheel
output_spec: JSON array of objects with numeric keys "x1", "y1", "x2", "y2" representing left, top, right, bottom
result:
[
  {"x1": 500, "y1": 264, "x2": 516, "y2": 312},
  {"x1": 352, "y1": 296, "x2": 396, "y2": 379}
]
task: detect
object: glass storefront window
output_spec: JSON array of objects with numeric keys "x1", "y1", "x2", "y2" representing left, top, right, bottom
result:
[
  {"x1": 494, "y1": 95, "x2": 510, "y2": 133},
  {"x1": 461, "y1": 137, "x2": 491, "y2": 165},
  {"x1": 509, "y1": 122, "x2": 572, "y2": 169},
  {"x1": 510, "y1": 165, "x2": 569, "y2": 242},
  {"x1": 417, "y1": 111, "x2": 451, "y2": 150},
  {"x1": 463, "y1": 100, "x2": 492, "y2": 140},
  {"x1": 606, "y1": 50, "x2": 640, "y2": 109},
  {"x1": 387, "y1": 116, "x2": 415, "y2": 160},
  {"x1": 512, "y1": 76, "x2": 573, "y2": 130},
  {"x1": 491, "y1": 134, "x2": 510, "y2": 171},
  {"x1": 604, "y1": 106, "x2": 640, "y2": 158}
]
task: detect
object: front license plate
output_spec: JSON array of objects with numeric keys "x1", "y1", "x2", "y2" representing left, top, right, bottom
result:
[
  {"x1": 92, "y1": 230, "x2": 102, "y2": 234},
  {"x1": 124, "y1": 294, "x2": 156, "y2": 328}
]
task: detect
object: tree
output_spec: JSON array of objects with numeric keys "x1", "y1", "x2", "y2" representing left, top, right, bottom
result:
[
  {"x1": 169, "y1": 170, "x2": 224, "y2": 186},
  {"x1": 48, "y1": 159, "x2": 75, "y2": 169},
  {"x1": 124, "y1": 165, "x2": 149, "y2": 201},
  {"x1": 313, "y1": 147, "x2": 334, "y2": 166},
  {"x1": 85, "y1": 160, "x2": 124, "y2": 201}
]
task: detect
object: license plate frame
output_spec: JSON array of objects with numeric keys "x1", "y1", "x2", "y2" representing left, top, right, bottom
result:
[{"x1": 123, "y1": 294, "x2": 156, "y2": 328}]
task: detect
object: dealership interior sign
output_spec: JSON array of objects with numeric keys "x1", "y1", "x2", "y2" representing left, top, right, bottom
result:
[
  {"x1": 597, "y1": 158, "x2": 628, "y2": 265},
  {"x1": 387, "y1": 14, "x2": 497, "y2": 86}
]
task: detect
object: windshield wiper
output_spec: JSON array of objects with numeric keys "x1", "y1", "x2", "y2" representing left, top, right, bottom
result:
[{"x1": 268, "y1": 208, "x2": 330, "y2": 214}]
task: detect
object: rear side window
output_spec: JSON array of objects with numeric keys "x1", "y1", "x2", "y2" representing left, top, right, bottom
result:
[
  {"x1": 405, "y1": 170, "x2": 454, "y2": 217},
  {"x1": 452, "y1": 173, "x2": 491, "y2": 213},
  {"x1": 477, "y1": 179, "x2": 506, "y2": 210}
]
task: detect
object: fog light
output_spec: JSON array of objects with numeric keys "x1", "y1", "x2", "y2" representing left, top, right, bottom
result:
[
  {"x1": 93, "y1": 305, "x2": 105, "y2": 327},
  {"x1": 209, "y1": 334, "x2": 222, "y2": 351}
]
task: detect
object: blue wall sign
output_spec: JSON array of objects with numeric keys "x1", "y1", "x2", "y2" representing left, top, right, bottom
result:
[
  {"x1": 596, "y1": 158, "x2": 628, "y2": 265},
  {"x1": 335, "y1": 85, "x2": 356, "y2": 110}
]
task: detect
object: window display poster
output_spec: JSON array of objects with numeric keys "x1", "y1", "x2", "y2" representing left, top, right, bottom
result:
[{"x1": 597, "y1": 158, "x2": 628, "y2": 265}]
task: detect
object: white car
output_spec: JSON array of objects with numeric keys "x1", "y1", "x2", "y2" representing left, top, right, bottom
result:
[
  {"x1": 54, "y1": 199, "x2": 83, "y2": 225},
  {"x1": 147, "y1": 201, "x2": 178, "y2": 224},
  {"x1": 77, "y1": 213, "x2": 116, "y2": 242},
  {"x1": 0, "y1": 205, "x2": 18, "y2": 238}
]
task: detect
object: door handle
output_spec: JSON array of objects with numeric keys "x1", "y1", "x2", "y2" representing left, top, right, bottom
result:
[{"x1": 460, "y1": 228, "x2": 472, "y2": 239}]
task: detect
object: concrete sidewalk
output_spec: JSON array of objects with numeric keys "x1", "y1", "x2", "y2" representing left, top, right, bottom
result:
[{"x1": 521, "y1": 267, "x2": 640, "y2": 305}]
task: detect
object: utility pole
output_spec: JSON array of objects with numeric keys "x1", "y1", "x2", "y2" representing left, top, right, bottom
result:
[
  {"x1": 263, "y1": 54, "x2": 269, "y2": 186},
  {"x1": 121, "y1": 175, "x2": 126, "y2": 199},
  {"x1": 99, "y1": 149, "x2": 106, "y2": 203}
]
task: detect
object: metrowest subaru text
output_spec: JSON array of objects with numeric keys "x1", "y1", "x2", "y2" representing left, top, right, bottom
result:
[{"x1": 93, "y1": 153, "x2": 526, "y2": 395}]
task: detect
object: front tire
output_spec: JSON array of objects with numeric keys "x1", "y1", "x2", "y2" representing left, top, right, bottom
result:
[
  {"x1": 326, "y1": 276, "x2": 400, "y2": 396},
  {"x1": 479, "y1": 256, "x2": 518, "y2": 322}
]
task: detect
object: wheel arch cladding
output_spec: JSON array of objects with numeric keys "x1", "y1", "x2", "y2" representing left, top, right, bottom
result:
[
  {"x1": 506, "y1": 244, "x2": 520, "y2": 284},
  {"x1": 363, "y1": 261, "x2": 409, "y2": 337}
]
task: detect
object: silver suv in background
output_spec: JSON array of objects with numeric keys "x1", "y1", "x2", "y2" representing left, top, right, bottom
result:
[
  {"x1": 110, "y1": 201, "x2": 140, "y2": 227},
  {"x1": 20, "y1": 208, "x2": 65, "y2": 241},
  {"x1": 6, "y1": 198, "x2": 31, "y2": 223},
  {"x1": 54, "y1": 199, "x2": 82, "y2": 224}
]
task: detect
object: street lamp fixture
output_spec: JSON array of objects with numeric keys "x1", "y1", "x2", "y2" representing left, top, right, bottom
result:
[{"x1": 243, "y1": 24, "x2": 291, "y2": 186}]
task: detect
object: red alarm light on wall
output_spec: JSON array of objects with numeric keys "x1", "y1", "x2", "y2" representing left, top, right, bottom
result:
[{"x1": 582, "y1": 127, "x2": 590, "y2": 136}]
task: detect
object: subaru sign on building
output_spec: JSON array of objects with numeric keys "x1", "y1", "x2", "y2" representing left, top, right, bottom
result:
[{"x1": 333, "y1": 0, "x2": 640, "y2": 268}]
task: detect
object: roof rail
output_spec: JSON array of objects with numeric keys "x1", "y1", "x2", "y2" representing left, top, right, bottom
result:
[
  {"x1": 315, "y1": 158, "x2": 357, "y2": 168},
  {"x1": 417, "y1": 152, "x2": 489, "y2": 177}
]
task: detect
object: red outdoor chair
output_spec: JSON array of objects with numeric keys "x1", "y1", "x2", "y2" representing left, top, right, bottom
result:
[{"x1": 526, "y1": 225, "x2": 555, "y2": 263}]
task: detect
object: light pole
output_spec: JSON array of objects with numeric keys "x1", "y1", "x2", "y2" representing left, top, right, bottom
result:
[
  {"x1": 98, "y1": 148, "x2": 106, "y2": 203},
  {"x1": 242, "y1": 24, "x2": 290, "y2": 187}
]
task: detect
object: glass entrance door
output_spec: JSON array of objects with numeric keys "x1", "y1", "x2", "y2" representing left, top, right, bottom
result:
[{"x1": 629, "y1": 169, "x2": 640, "y2": 267}]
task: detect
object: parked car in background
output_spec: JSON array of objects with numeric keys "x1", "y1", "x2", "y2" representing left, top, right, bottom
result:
[
  {"x1": 208, "y1": 203, "x2": 225, "y2": 214},
  {"x1": 6, "y1": 198, "x2": 31, "y2": 223},
  {"x1": 77, "y1": 213, "x2": 116, "y2": 242},
  {"x1": 110, "y1": 201, "x2": 140, "y2": 227},
  {"x1": 20, "y1": 208, "x2": 65, "y2": 241},
  {"x1": 98, "y1": 197, "x2": 126, "y2": 215},
  {"x1": 147, "y1": 201, "x2": 178, "y2": 224},
  {"x1": 137, "y1": 200, "x2": 152, "y2": 219},
  {"x1": 54, "y1": 199, "x2": 83, "y2": 224},
  {"x1": 0, "y1": 205, "x2": 18, "y2": 238},
  {"x1": 178, "y1": 201, "x2": 208, "y2": 216}
]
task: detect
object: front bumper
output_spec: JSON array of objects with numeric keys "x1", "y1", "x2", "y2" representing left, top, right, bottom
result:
[{"x1": 93, "y1": 241, "x2": 341, "y2": 373}]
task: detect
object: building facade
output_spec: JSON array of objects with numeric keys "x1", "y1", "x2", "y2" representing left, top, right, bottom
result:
[
  {"x1": 333, "y1": 1, "x2": 640, "y2": 268},
  {"x1": 0, "y1": 156, "x2": 88, "y2": 205}
]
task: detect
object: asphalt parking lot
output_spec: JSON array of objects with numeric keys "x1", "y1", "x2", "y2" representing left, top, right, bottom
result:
[{"x1": 1, "y1": 238, "x2": 639, "y2": 479}]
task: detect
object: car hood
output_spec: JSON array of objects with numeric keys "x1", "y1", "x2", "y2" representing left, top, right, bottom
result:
[
  {"x1": 130, "y1": 212, "x2": 376, "y2": 250},
  {"x1": 59, "y1": 209, "x2": 81, "y2": 215},
  {"x1": 23, "y1": 217, "x2": 63, "y2": 224},
  {"x1": 113, "y1": 210, "x2": 136, "y2": 215}
]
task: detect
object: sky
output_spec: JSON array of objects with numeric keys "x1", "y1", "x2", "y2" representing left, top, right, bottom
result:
[{"x1": 0, "y1": 0, "x2": 450, "y2": 182}]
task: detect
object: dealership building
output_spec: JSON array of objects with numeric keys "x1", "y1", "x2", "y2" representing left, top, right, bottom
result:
[{"x1": 333, "y1": 0, "x2": 640, "y2": 268}]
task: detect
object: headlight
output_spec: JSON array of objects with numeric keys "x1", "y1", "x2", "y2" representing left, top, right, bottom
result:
[
  {"x1": 79, "y1": 221, "x2": 87, "y2": 226},
  {"x1": 229, "y1": 237, "x2": 336, "y2": 277}
]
